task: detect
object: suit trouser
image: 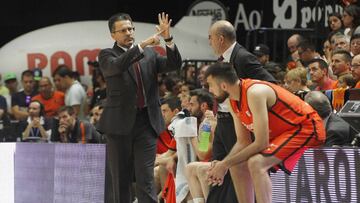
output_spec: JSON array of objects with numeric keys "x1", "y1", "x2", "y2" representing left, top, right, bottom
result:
[
  {"x1": 106, "y1": 109, "x2": 157, "y2": 203},
  {"x1": 207, "y1": 114, "x2": 238, "y2": 203}
]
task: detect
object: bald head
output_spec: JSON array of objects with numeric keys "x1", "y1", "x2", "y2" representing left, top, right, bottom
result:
[
  {"x1": 287, "y1": 34, "x2": 302, "y2": 53},
  {"x1": 304, "y1": 91, "x2": 332, "y2": 119},
  {"x1": 210, "y1": 20, "x2": 236, "y2": 43}
]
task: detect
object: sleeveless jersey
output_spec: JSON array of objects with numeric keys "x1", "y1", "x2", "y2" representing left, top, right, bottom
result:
[{"x1": 230, "y1": 79, "x2": 317, "y2": 140}]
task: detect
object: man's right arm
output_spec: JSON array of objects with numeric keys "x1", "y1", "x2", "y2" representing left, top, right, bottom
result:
[
  {"x1": 221, "y1": 106, "x2": 251, "y2": 162},
  {"x1": 99, "y1": 47, "x2": 141, "y2": 78},
  {"x1": 99, "y1": 34, "x2": 164, "y2": 78}
]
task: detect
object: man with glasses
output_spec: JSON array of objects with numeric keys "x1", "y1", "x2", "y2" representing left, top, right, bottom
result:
[
  {"x1": 98, "y1": 12, "x2": 182, "y2": 203},
  {"x1": 352, "y1": 54, "x2": 360, "y2": 88}
]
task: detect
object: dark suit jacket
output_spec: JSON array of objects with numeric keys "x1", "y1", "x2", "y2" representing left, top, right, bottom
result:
[
  {"x1": 98, "y1": 43, "x2": 182, "y2": 136},
  {"x1": 230, "y1": 43, "x2": 276, "y2": 82},
  {"x1": 325, "y1": 113, "x2": 356, "y2": 146}
]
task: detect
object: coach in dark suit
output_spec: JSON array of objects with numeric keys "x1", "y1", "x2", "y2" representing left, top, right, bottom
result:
[
  {"x1": 98, "y1": 12, "x2": 182, "y2": 203},
  {"x1": 207, "y1": 20, "x2": 276, "y2": 203}
]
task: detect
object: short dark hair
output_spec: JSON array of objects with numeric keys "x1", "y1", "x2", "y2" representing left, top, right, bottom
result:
[
  {"x1": 189, "y1": 89, "x2": 213, "y2": 110},
  {"x1": 351, "y1": 33, "x2": 360, "y2": 42},
  {"x1": 204, "y1": 62, "x2": 238, "y2": 85},
  {"x1": 308, "y1": 58, "x2": 329, "y2": 70},
  {"x1": 108, "y1": 13, "x2": 133, "y2": 32},
  {"x1": 331, "y1": 49, "x2": 352, "y2": 63},
  {"x1": 161, "y1": 96, "x2": 181, "y2": 111},
  {"x1": 53, "y1": 64, "x2": 73, "y2": 78},
  {"x1": 297, "y1": 39, "x2": 315, "y2": 51},
  {"x1": 58, "y1": 106, "x2": 75, "y2": 116},
  {"x1": 21, "y1": 70, "x2": 34, "y2": 80}
]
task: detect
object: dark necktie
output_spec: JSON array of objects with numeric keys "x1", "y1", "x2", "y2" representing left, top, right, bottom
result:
[
  {"x1": 218, "y1": 55, "x2": 224, "y2": 62},
  {"x1": 134, "y1": 62, "x2": 145, "y2": 108}
]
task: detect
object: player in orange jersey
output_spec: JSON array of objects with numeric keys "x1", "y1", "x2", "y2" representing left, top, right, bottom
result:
[{"x1": 205, "y1": 62, "x2": 325, "y2": 203}]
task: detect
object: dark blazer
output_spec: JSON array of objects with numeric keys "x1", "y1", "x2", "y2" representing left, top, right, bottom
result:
[
  {"x1": 98, "y1": 43, "x2": 182, "y2": 135},
  {"x1": 325, "y1": 113, "x2": 356, "y2": 146},
  {"x1": 230, "y1": 43, "x2": 276, "y2": 83}
]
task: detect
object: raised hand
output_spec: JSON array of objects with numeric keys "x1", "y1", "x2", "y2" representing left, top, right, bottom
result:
[{"x1": 156, "y1": 12, "x2": 172, "y2": 39}]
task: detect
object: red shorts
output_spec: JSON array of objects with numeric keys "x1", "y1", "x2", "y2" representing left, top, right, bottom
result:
[{"x1": 261, "y1": 115, "x2": 325, "y2": 174}]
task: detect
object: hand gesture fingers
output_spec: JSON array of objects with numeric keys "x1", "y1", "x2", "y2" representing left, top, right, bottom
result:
[{"x1": 156, "y1": 12, "x2": 172, "y2": 38}]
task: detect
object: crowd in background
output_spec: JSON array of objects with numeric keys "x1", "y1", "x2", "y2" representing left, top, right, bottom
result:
[{"x1": 0, "y1": 2, "x2": 359, "y2": 203}]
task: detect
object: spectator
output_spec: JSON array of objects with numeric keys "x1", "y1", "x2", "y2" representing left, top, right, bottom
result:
[
  {"x1": 338, "y1": 73, "x2": 356, "y2": 88},
  {"x1": 331, "y1": 49, "x2": 353, "y2": 87},
  {"x1": 32, "y1": 67, "x2": 43, "y2": 92},
  {"x1": 0, "y1": 74, "x2": 10, "y2": 97},
  {"x1": 178, "y1": 82, "x2": 195, "y2": 101},
  {"x1": 305, "y1": 91, "x2": 356, "y2": 146},
  {"x1": 182, "y1": 64, "x2": 196, "y2": 85},
  {"x1": 322, "y1": 39, "x2": 332, "y2": 63},
  {"x1": 287, "y1": 34, "x2": 304, "y2": 66},
  {"x1": 263, "y1": 62, "x2": 286, "y2": 85},
  {"x1": 342, "y1": 5, "x2": 360, "y2": 39},
  {"x1": 31, "y1": 77, "x2": 65, "y2": 118},
  {"x1": 297, "y1": 39, "x2": 320, "y2": 67},
  {"x1": 308, "y1": 58, "x2": 337, "y2": 90},
  {"x1": 56, "y1": 106, "x2": 100, "y2": 143},
  {"x1": 197, "y1": 64, "x2": 210, "y2": 88},
  {"x1": 20, "y1": 100, "x2": 52, "y2": 142},
  {"x1": 11, "y1": 70, "x2": 38, "y2": 120},
  {"x1": 253, "y1": 43, "x2": 270, "y2": 66},
  {"x1": 284, "y1": 67, "x2": 310, "y2": 93},
  {"x1": 90, "y1": 68, "x2": 106, "y2": 110},
  {"x1": 328, "y1": 12, "x2": 344, "y2": 33},
  {"x1": 89, "y1": 102, "x2": 104, "y2": 126},
  {"x1": 178, "y1": 92, "x2": 191, "y2": 111},
  {"x1": 350, "y1": 34, "x2": 360, "y2": 56},
  {"x1": 287, "y1": 34, "x2": 303, "y2": 54},
  {"x1": 53, "y1": 65, "x2": 88, "y2": 120},
  {"x1": 0, "y1": 95, "x2": 13, "y2": 142},
  {"x1": 3, "y1": 72, "x2": 18, "y2": 95},
  {"x1": 0, "y1": 74, "x2": 11, "y2": 113},
  {"x1": 333, "y1": 34, "x2": 350, "y2": 51},
  {"x1": 351, "y1": 54, "x2": 360, "y2": 88}
]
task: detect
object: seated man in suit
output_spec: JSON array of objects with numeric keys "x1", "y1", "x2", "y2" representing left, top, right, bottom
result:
[{"x1": 304, "y1": 91, "x2": 356, "y2": 146}]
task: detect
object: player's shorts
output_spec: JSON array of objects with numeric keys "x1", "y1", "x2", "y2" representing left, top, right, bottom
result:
[{"x1": 261, "y1": 113, "x2": 325, "y2": 174}]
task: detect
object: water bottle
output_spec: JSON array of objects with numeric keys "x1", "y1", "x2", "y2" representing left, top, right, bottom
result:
[{"x1": 198, "y1": 119, "x2": 211, "y2": 152}]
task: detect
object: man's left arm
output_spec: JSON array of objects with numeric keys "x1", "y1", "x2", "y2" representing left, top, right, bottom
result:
[
  {"x1": 222, "y1": 86, "x2": 270, "y2": 168},
  {"x1": 208, "y1": 85, "x2": 271, "y2": 185}
]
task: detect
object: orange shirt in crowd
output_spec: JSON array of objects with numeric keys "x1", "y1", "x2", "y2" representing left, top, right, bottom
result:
[
  {"x1": 32, "y1": 91, "x2": 65, "y2": 117},
  {"x1": 315, "y1": 78, "x2": 337, "y2": 91},
  {"x1": 355, "y1": 81, "x2": 360, "y2": 88}
]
